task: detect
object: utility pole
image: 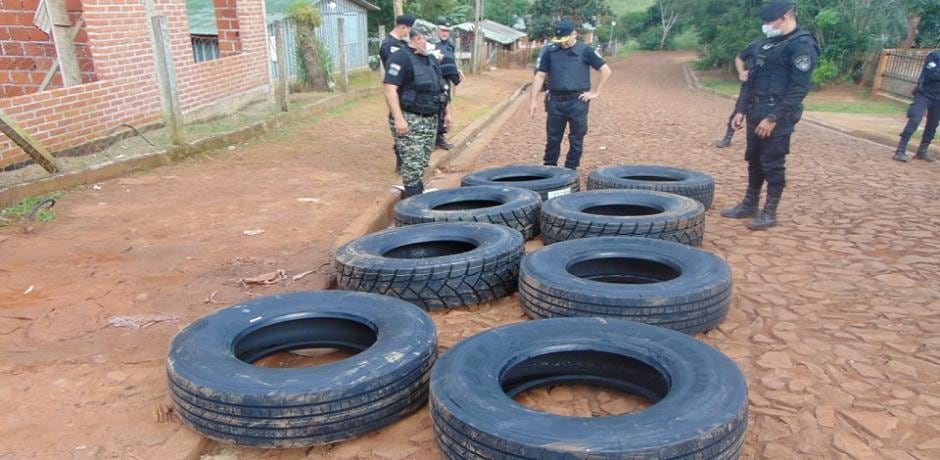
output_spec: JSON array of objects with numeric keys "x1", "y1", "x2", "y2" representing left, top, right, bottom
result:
[
  {"x1": 471, "y1": 0, "x2": 482, "y2": 74},
  {"x1": 393, "y1": 0, "x2": 403, "y2": 17}
]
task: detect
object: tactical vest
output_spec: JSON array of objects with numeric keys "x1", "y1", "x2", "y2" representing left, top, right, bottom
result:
[
  {"x1": 548, "y1": 43, "x2": 591, "y2": 93},
  {"x1": 750, "y1": 29, "x2": 817, "y2": 98},
  {"x1": 401, "y1": 52, "x2": 445, "y2": 115}
]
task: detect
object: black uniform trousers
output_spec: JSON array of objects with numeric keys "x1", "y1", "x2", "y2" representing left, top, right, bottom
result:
[
  {"x1": 543, "y1": 93, "x2": 589, "y2": 170},
  {"x1": 744, "y1": 122, "x2": 790, "y2": 192},
  {"x1": 901, "y1": 93, "x2": 940, "y2": 144}
]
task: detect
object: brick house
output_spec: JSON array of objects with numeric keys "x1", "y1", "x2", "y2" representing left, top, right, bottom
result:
[{"x1": 0, "y1": 0, "x2": 272, "y2": 170}]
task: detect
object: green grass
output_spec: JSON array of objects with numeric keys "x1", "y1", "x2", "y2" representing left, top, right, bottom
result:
[
  {"x1": 803, "y1": 99, "x2": 907, "y2": 115},
  {"x1": 0, "y1": 192, "x2": 63, "y2": 226},
  {"x1": 699, "y1": 77, "x2": 742, "y2": 97},
  {"x1": 609, "y1": 0, "x2": 655, "y2": 16}
]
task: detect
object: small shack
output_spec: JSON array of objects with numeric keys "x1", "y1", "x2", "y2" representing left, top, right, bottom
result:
[{"x1": 265, "y1": 0, "x2": 379, "y2": 75}]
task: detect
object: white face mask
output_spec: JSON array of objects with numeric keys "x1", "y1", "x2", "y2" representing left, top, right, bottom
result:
[{"x1": 762, "y1": 24, "x2": 783, "y2": 38}]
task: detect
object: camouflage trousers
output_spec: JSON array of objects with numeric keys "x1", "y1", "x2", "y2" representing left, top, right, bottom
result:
[{"x1": 389, "y1": 112, "x2": 438, "y2": 187}]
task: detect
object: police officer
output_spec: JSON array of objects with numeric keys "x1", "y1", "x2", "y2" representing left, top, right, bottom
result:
[
  {"x1": 721, "y1": 1, "x2": 819, "y2": 231},
  {"x1": 434, "y1": 18, "x2": 462, "y2": 150},
  {"x1": 380, "y1": 14, "x2": 416, "y2": 173},
  {"x1": 529, "y1": 19, "x2": 612, "y2": 170},
  {"x1": 716, "y1": 39, "x2": 761, "y2": 148},
  {"x1": 384, "y1": 30, "x2": 451, "y2": 198},
  {"x1": 893, "y1": 49, "x2": 940, "y2": 162}
]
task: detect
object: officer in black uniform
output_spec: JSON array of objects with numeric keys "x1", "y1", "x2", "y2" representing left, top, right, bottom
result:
[
  {"x1": 721, "y1": 1, "x2": 819, "y2": 231},
  {"x1": 716, "y1": 40, "x2": 761, "y2": 148},
  {"x1": 380, "y1": 14, "x2": 416, "y2": 173},
  {"x1": 529, "y1": 19, "x2": 612, "y2": 170},
  {"x1": 893, "y1": 49, "x2": 940, "y2": 162},
  {"x1": 383, "y1": 30, "x2": 451, "y2": 198},
  {"x1": 433, "y1": 17, "x2": 462, "y2": 150}
]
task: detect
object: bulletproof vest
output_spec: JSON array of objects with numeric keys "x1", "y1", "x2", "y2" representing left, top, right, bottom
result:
[
  {"x1": 548, "y1": 42, "x2": 591, "y2": 92},
  {"x1": 916, "y1": 51, "x2": 940, "y2": 99},
  {"x1": 401, "y1": 52, "x2": 445, "y2": 115},
  {"x1": 438, "y1": 39, "x2": 456, "y2": 60},
  {"x1": 749, "y1": 29, "x2": 818, "y2": 98}
]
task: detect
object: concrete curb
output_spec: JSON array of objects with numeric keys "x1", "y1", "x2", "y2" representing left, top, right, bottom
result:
[
  {"x1": 0, "y1": 88, "x2": 380, "y2": 208},
  {"x1": 331, "y1": 82, "x2": 532, "y2": 253},
  {"x1": 683, "y1": 63, "x2": 939, "y2": 156}
]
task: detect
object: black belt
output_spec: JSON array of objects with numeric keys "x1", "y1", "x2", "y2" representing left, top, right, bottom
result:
[
  {"x1": 751, "y1": 95, "x2": 778, "y2": 104},
  {"x1": 549, "y1": 92, "x2": 586, "y2": 100}
]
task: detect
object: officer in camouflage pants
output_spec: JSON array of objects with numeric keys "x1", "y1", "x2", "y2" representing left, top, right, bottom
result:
[
  {"x1": 389, "y1": 113, "x2": 437, "y2": 192},
  {"x1": 383, "y1": 30, "x2": 451, "y2": 197}
]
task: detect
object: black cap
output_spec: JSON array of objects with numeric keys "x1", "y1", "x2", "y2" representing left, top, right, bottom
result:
[
  {"x1": 759, "y1": 1, "x2": 795, "y2": 22},
  {"x1": 436, "y1": 17, "x2": 453, "y2": 29},
  {"x1": 396, "y1": 14, "x2": 416, "y2": 27},
  {"x1": 552, "y1": 19, "x2": 575, "y2": 42}
]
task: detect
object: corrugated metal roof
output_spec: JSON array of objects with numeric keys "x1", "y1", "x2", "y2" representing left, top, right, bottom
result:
[
  {"x1": 454, "y1": 19, "x2": 526, "y2": 45},
  {"x1": 266, "y1": 0, "x2": 378, "y2": 22}
]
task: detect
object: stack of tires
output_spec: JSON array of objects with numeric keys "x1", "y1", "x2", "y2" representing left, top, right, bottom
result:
[{"x1": 165, "y1": 163, "x2": 749, "y2": 459}]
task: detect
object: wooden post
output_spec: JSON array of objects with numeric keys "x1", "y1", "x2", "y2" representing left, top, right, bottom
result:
[
  {"x1": 45, "y1": 0, "x2": 82, "y2": 87},
  {"x1": 471, "y1": 0, "x2": 483, "y2": 74},
  {"x1": 337, "y1": 17, "x2": 349, "y2": 92},
  {"x1": 274, "y1": 20, "x2": 290, "y2": 112},
  {"x1": 38, "y1": 18, "x2": 84, "y2": 91},
  {"x1": 0, "y1": 109, "x2": 64, "y2": 173},
  {"x1": 378, "y1": 25, "x2": 386, "y2": 79},
  {"x1": 872, "y1": 49, "x2": 890, "y2": 95},
  {"x1": 393, "y1": 0, "x2": 403, "y2": 17},
  {"x1": 150, "y1": 16, "x2": 185, "y2": 145}
]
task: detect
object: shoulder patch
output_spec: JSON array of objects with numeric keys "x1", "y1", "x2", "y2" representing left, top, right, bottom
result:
[
  {"x1": 595, "y1": 48, "x2": 603, "y2": 58},
  {"x1": 793, "y1": 55, "x2": 812, "y2": 72},
  {"x1": 928, "y1": 61, "x2": 938, "y2": 69},
  {"x1": 388, "y1": 63, "x2": 401, "y2": 76},
  {"x1": 390, "y1": 46, "x2": 400, "y2": 54}
]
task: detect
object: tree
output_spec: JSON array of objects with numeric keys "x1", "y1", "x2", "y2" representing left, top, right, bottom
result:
[
  {"x1": 657, "y1": 0, "x2": 680, "y2": 49},
  {"x1": 528, "y1": 0, "x2": 612, "y2": 40},
  {"x1": 288, "y1": 1, "x2": 331, "y2": 92},
  {"x1": 484, "y1": 0, "x2": 530, "y2": 27}
]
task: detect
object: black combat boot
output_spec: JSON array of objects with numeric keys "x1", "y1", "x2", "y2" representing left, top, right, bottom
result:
[
  {"x1": 747, "y1": 188, "x2": 782, "y2": 231},
  {"x1": 715, "y1": 128, "x2": 734, "y2": 148},
  {"x1": 435, "y1": 135, "x2": 454, "y2": 151},
  {"x1": 914, "y1": 141, "x2": 936, "y2": 162},
  {"x1": 401, "y1": 182, "x2": 424, "y2": 199},
  {"x1": 893, "y1": 137, "x2": 911, "y2": 162},
  {"x1": 720, "y1": 187, "x2": 761, "y2": 219}
]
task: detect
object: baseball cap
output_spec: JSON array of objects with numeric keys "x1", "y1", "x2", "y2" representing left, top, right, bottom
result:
[
  {"x1": 436, "y1": 17, "x2": 453, "y2": 30},
  {"x1": 551, "y1": 19, "x2": 575, "y2": 43},
  {"x1": 396, "y1": 14, "x2": 416, "y2": 27},
  {"x1": 759, "y1": 1, "x2": 795, "y2": 22}
]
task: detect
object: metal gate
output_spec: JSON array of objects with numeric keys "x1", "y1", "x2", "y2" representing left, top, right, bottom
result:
[{"x1": 874, "y1": 49, "x2": 936, "y2": 101}]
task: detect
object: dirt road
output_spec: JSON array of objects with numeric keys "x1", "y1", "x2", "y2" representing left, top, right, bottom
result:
[{"x1": 2, "y1": 52, "x2": 939, "y2": 460}]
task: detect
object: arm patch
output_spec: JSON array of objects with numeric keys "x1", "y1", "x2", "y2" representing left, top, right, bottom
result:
[
  {"x1": 793, "y1": 55, "x2": 812, "y2": 72},
  {"x1": 388, "y1": 63, "x2": 401, "y2": 76}
]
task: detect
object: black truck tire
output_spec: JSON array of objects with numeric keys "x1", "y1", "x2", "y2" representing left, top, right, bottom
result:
[
  {"x1": 167, "y1": 291, "x2": 437, "y2": 447},
  {"x1": 430, "y1": 318, "x2": 748, "y2": 459},
  {"x1": 461, "y1": 165, "x2": 580, "y2": 201},
  {"x1": 540, "y1": 189, "x2": 706, "y2": 246},
  {"x1": 519, "y1": 237, "x2": 732, "y2": 334},
  {"x1": 335, "y1": 222, "x2": 525, "y2": 310},
  {"x1": 394, "y1": 186, "x2": 542, "y2": 240},
  {"x1": 587, "y1": 165, "x2": 716, "y2": 209}
]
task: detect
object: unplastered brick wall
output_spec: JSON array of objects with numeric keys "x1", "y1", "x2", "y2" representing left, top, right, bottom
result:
[
  {"x1": 0, "y1": 0, "x2": 270, "y2": 169},
  {"x1": 0, "y1": 0, "x2": 97, "y2": 98}
]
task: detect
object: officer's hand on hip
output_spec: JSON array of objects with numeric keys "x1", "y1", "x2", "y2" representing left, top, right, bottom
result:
[
  {"x1": 755, "y1": 117, "x2": 777, "y2": 139},
  {"x1": 395, "y1": 116, "x2": 410, "y2": 135},
  {"x1": 738, "y1": 70, "x2": 749, "y2": 82},
  {"x1": 731, "y1": 113, "x2": 746, "y2": 130},
  {"x1": 579, "y1": 91, "x2": 599, "y2": 102}
]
